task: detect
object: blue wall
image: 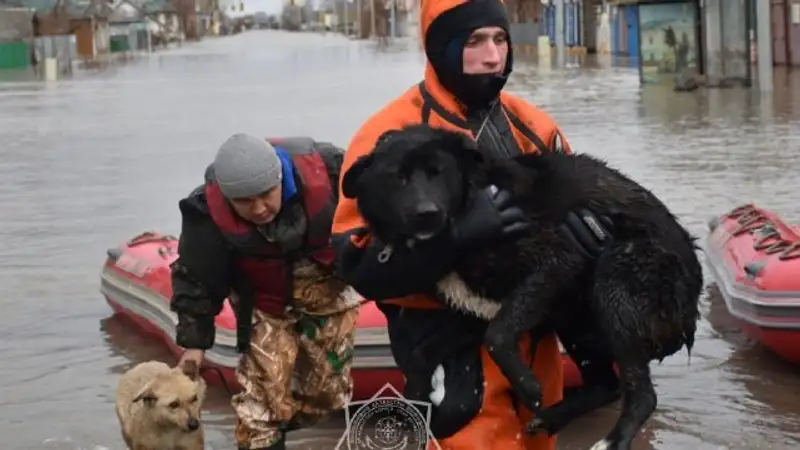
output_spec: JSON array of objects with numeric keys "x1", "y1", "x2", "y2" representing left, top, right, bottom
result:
[{"x1": 542, "y1": 0, "x2": 583, "y2": 47}]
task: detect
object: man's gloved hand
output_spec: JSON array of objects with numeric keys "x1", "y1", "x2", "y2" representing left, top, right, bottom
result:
[
  {"x1": 559, "y1": 208, "x2": 615, "y2": 260},
  {"x1": 451, "y1": 185, "x2": 530, "y2": 248}
]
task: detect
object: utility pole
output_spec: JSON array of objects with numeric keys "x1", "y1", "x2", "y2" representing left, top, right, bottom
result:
[
  {"x1": 343, "y1": 0, "x2": 348, "y2": 36},
  {"x1": 554, "y1": 0, "x2": 565, "y2": 68},
  {"x1": 755, "y1": 0, "x2": 773, "y2": 91},
  {"x1": 356, "y1": 0, "x2": 361, "y2": 38},
  {"x1": 369, "y1": 0, "x2": 375, "y2": 38},
  {"x1": 389, "y1": 0, "x2": 395, "y2": 38}
]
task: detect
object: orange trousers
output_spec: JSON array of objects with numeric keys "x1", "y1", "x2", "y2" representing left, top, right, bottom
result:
[{"x1": 428, "y1": 333, "x2": 564, "y2": 450}]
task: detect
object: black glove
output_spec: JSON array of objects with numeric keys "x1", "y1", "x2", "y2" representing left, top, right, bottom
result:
[
  {"x1": 336, "y1": 234, "x2": 460, "y2": 301},
  {"x1": 450, "y1": 186, "x2": 530, "y2": 248},
  {"x1": 559, "y1": 208, "x2": 614, "y2": 260}
]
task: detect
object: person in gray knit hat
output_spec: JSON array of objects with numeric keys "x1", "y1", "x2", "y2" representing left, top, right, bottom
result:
[
  {"x1": 212, "y1": 133, "x2": 285, "y2": 225},
  {"x1": 169, "y1": 133, "x2": 362, "y2": 450},
  {"x1": 214, "y1": 133, "x2": 284, "y2": 198}
]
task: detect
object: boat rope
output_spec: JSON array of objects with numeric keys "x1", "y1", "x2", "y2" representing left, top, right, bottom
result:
[
  {"x1": 127, "y1": 231, "x2": 179, "y2": 247},
  {"x1": 727, "y1": 204, "x2": 800, "y2": 261}
]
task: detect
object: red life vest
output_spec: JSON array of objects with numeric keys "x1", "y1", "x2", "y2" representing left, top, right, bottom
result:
[{"x1": 204, "y1": 137, "x2": 337, "y2": 316}]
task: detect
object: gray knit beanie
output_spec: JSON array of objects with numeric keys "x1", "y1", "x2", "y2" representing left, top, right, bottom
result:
[{"x1": 213, "y1": 133, "x2": 283, "y2": 199}]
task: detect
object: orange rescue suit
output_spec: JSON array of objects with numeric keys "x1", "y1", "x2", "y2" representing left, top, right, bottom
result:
[{"x1": 332, "y1": 0, "x2": 574, "y2": 448}]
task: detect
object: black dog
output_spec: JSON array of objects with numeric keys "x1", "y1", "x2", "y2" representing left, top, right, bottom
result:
[{"x1": 341, "y1": 124, "x2": 703, "y2": 450}]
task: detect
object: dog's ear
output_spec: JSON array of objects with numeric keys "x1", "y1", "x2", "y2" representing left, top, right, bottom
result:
[
  {"x1": 375, "y1": 129, "x2": 401, "y2": 148},
  {"x1": 344, "y1": 127, "x2": 403, "y2": 197},
  {"x1": 180, "y1": 359, "x2": 199, "y2": 381},
  {"x1": 133, "y1": 382, "x2": 157, "y2": 406},
  {"x1": 342, "y1": 153, "x2": 375, "y2": 199}
]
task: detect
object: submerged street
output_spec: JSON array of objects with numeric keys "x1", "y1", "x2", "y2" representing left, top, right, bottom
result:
[{"x1": 1, "y1": 30, "x2": 800, "y2": 450}]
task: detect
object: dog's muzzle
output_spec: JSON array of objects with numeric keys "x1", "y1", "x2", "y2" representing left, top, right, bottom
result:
[{"x1": 410, "y1": 202, "x2": 447, "y2": 240}]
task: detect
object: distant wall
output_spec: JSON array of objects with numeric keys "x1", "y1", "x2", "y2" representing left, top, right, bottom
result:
[
  {"x1": 509, "y1": 22, "x2": 541, "y2": 46},
  {"x1": 0, "y1": 7, "x2": 34, "y2": 42},
  {"x1": 0, "y1": 7, "x2": 34, "y2": 70},
  {"x1": 703, "y1": 0, "x2": 749, "y2": 85}
]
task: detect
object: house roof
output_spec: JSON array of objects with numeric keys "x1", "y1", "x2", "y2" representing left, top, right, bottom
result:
[
  {"x1": 2, "y1": 0, "x2": 56, "y2": 13},
  {"x1": 108, "y1": 3, "x2": 136, "y2": 21},
  {"x1": 108, "y1": 0, "x2": 178, "y2": 24},
  {"x1": 1, "y1": 0, "x2": 115, "y2": 17},
  {"x1": 68, "y1": 0, "x2": 114, "y2": 18}
]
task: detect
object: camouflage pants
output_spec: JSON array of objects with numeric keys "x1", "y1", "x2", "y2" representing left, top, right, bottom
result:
[{"x1": 232, "y1": 307, "x2": 358, "y2": 449}]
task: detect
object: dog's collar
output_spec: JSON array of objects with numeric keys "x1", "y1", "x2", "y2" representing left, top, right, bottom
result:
[{"x1": 376, "y1": 236, "x2": 429, "y2": 264}]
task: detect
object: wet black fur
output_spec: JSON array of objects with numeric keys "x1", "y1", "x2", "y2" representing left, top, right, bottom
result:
[{"x1": 341, "y1": 124, "x2": 704, "y2": 450}]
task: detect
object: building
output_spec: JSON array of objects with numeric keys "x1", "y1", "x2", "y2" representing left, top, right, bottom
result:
[
  {"x1": 769, "y1": 0, "x2": 800, "y2": 66},
  {"x1": 605, "y1": 0, "x2": 703, "y2": 85},
  {"x1": 702, "y1": 0, "x2": 750, "y2": 86},
  {"x1": 0, "y1": 6, "x2": 35, "y2": 70},
  {"x1": 3, "y1": 0, "x2": 113, "y2": 61}
]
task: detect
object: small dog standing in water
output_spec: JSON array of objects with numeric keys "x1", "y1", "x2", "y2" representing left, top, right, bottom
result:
[{"x1": 115, "y1": 360, "x2": 207, "y2": 450}]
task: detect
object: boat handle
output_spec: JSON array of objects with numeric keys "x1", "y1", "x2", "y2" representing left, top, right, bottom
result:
[
  {"x1": 753, "y1": 225, "x2": 792, "y2": 255},
  {"x1": 128, "y1": 231, "x2": 179, "y2": 247},
  {"x1": 778, "y1": 242, "x2": 800, "y2": 261},
  {"x1": 157, "y1": 245, "x2": 175, "y2": 259},
  {"x1": 727, "y1": 205, "x2": 800, "y2": 261}
]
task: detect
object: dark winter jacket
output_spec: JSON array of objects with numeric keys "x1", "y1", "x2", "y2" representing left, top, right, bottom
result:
[{"x1": 169, "y1": 139, "x2": 344, "y2": 351}]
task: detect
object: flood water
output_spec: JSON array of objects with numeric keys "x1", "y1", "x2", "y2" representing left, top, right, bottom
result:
[{"x1": 1, "y1": 30, "x2": 800, "y2": 450}]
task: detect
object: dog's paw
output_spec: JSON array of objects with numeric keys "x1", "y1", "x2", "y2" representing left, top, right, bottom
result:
[
  {"x1": 524, "y1": 408, "x2": 565, "y2": 437},
  {"x1": 524, "y1": 408, "x2": 570, "y2": 436},
  {"x1": 588, "y1": 438, "x2": 611, "y2": 450}
]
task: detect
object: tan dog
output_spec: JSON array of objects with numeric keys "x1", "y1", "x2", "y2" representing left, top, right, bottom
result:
[{"x1": 115, "y1": 360, "x2": 207, "y2": 450}]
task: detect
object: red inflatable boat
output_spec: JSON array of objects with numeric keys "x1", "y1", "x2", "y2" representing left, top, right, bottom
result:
[
  {"x1": 705, "y1": 204, "x2": 800, "y2": 365},
  {"x1": 100, "y1": 231, "x2": 584, "y2": 400}
]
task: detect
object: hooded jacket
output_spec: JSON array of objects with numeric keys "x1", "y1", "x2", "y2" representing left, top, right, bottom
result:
[
  {"x1": 332, "y1": 0, "x2": 572, "y2": 306},
  {"x1": 170, "y1": 138, "x2": 345, "y2": 352},
  {"x1": 331, "y1": 0, "x2": 567, "y2": 446}
]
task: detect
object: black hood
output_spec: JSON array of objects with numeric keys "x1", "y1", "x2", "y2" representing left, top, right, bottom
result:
[{"x1": 424, "y1": 0, "x2": 513, "y2": 110}]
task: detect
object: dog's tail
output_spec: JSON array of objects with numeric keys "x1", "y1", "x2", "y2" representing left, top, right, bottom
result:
[
  {"x1": 644, "y1": 248, "x2": 702, "y2": 365},
  {"x1": 678, "y1": 259, "x2": 703, "y2": 367},
  {"x1": 685, "y1": 326, "x2": 695, "y2": 366}
]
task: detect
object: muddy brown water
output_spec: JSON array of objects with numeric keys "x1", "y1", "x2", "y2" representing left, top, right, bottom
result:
[{"x1": 1, "y1": 31, "x2": 799, "y2": 450}]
